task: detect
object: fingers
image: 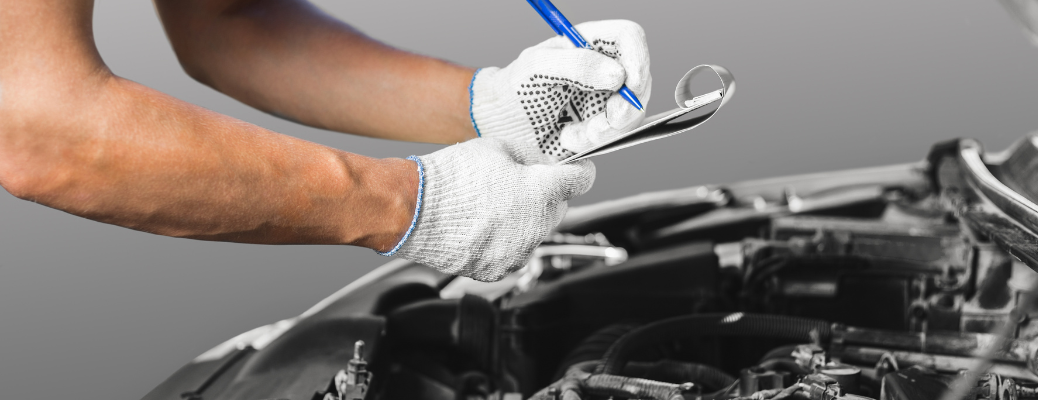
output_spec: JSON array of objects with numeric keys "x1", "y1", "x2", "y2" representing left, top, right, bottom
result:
[
  {"x1": 602, "y1": 73, "x2": 650, "y2": 133},
  {"x1": 558, "y1": 85, "x2": 649, "y2": 153},
  {"x1": 572, "y1": 20, "x2": 651, "y2": 96},
  {"x1": 490, "y1": 136, "x2": 593, "y2": 199},
  {"x1": 559, "y1": 113, "x2": 613, "y2": 153},
  {"x1": 560, "y1": 159, "x2": 596, "y2": 199},
  {"x1": 518, "y1": 47, "x2": 626, "y2": 91},
  {"x1": 532, "y1": 159, "x2": 596, "y2": 201},
  {"x1": 498, "y1": 137, "x2": 553, "y2": 165},
  {"x1": 550, "y1": 20, "x2": 651, "y2": 154}
]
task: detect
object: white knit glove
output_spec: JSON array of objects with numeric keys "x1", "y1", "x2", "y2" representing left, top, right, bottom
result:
[
  {"x1": 469, "y1": 20, "x2": 652, "y2": 160},
  {"x1": 378, "y1": 138, "x2": 596, "y2": 282}
]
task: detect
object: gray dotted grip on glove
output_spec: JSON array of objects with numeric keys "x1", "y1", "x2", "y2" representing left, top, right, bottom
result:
[{"x1": 470, "y1": 20, "x2": 652, "y2": 161}]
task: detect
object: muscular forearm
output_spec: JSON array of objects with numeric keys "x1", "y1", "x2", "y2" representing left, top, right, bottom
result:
[
  {"x1": 2, "y1": 0, "x2": 606, "y2": 281},
  {"x1": 155, "y1": 0, "x2": 477, "y2": 144},
  {"x1": 0, "y1": 74, "x2": 418, "y2": 250}
]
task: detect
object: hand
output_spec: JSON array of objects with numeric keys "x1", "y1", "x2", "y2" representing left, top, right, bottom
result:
[
  {"x1": 470, "y1": 20, "x2": 652, "y2": 160},
  {"x1": 379, "y1": 138, "x2": 596, "y2": 282}
]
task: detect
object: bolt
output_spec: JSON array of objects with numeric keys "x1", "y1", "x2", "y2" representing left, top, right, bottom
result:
[
  {"x1": 910, "y1": 305, "x2": 928, "y2": 320},
  {"x1": 353, "y1": 341, "x2": 365, "y2": 361}
]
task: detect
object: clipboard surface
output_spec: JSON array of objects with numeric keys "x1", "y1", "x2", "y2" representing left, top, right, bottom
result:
[{"x1": 559, "y1": 65, "x2": 735, "y2": 164}]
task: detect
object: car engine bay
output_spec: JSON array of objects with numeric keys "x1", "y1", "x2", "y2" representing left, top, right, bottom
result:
[
  {"x1": 147, "y1": 137, "x2": 1038, "y2": 400},
  {"x1": 370, "y1": 137, "x2": 1038, "y2": 400}
]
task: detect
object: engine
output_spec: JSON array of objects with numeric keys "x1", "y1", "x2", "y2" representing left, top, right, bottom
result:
[
  {"x1": 148, "y1": 139, "x2": 1038, "y2": 400},
  {"x1": 357, "y1": 145, "x2": 1038, "y2": 400}
]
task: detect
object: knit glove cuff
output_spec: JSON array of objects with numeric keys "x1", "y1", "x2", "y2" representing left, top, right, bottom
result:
[{"x1": 392, "y1": 149, "x2": 489, "y2": 277}]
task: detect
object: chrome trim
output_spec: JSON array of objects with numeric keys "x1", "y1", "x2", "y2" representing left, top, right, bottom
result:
[
  {"x1": 516, "y1": 245, "x2": 628, "y2": 292},
  {"x1": 959, "y1": 140, "x2": 1038, "y2": 236}
]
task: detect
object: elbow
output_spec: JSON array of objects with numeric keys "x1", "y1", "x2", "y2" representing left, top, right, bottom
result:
[
  {"x1": 0, "y1": 143, "x2": 43, "y2": 202},
  {"x1": 0, "y1": 88, "x2": 100, "y2": 203},
  {"x1": 160, "y1": 8, "x2": 251, "y2": 89},
  {"x1": 0, "y1": 47, "x2": 117, "y2": 204},
  {"x1": 0, "y1": 111, "x2": 34, "y2": 200},
  {"x1": 168, "y1": 43, "x2": 217, "y2": 87},
  {"x1": 160, "y1": 16, "x2": 222, "y2": 87},
  {"x1": 0, "y1": 122, "x2": 49, "y2": 202},
  {"x1": 156, "y1": 3, "x2": 223, "y2": 87},
  {"x1": 1, "y1": 170, "x2": 39, "y2": 202}
]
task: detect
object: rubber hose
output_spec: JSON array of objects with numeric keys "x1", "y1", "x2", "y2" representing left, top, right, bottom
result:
[
  {"x1": 529, "y1": 362, "x2": 689, "y2": 400},
  {"x1": 386, "y1": 294, "x2": 496, "y2": 370},
  {"x1": 757, "y1": 359, "x2": 811, "y2": 376},
  {"x1": 759, "y1": 344, "x2": 801, "y2": 363},
  {"x1": 625, "y1": 360, "x2": 737, "y2": 391},
  {"x1": 554, "y1": 323, "x2": 638, "y2": 380},
  {"x1": 457, "y1": 294, "x2": 496, "y2": 370},
  {"x1": 599, "y1": 313, "x2": 831, "y2": 375},
  {"x1": 583, "y1": 374, "x2": 685, "y2": 400},
  {"x1": 555, "y1": 325, "x2": 735, "y2": 390}
]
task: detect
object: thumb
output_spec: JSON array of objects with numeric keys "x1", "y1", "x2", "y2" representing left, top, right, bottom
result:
[
  {"x1": 560, "y1": 83, "x2": 650, "y2": 153},
  {"x1": 558, "y1": 114, "x2": 614, "y2": 154},
  {"x1": 541, "y1": 159, "x2": 596, "y2": 201},
  {"x1": 558, "y1": 101, "x2": 644, "y2": 154}
]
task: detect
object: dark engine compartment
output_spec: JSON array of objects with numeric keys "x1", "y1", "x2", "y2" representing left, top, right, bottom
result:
[
  {"x1": 143, "y1": 138, "x2": 1038, "y2": 400},
  {"x1": 378, "y1": 222, "x2": 1038, "y2": 400}
]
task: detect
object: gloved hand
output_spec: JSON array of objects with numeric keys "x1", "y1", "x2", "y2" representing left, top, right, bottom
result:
[
  {"x1": 469, "y1": 19, "x2": 651, "y2": 160},
  {"x1": 378, "y1": 138, "x2": 595, "y2": 282}
]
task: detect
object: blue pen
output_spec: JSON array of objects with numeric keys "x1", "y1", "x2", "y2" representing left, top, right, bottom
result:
[{"x1": 526, "y1": 0, "x2": 645, "y2": 112}]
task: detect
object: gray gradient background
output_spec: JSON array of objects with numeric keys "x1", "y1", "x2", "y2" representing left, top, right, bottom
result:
[{"x1": 2, "y1": 1, "x2": 1038, "y2": 398}]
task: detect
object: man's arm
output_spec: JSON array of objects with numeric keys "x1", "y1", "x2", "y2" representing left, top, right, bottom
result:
[
  {"x1": 0, "y1": 0, "x2": 417, "y2": 250},
  {"x1": 153, "y1": 0, "x2": 478, "y2": 144}
]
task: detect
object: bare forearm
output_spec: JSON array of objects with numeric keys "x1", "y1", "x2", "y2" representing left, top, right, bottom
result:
[
  {"x1": 155, "y1": 0, "x2": 477, "y2": 144},
  {"x1": 0, "y1": 76, "x2": 418, "y2": 249}
]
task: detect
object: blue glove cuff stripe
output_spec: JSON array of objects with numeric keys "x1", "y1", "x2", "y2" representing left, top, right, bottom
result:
[
  {"x1": 376, "y1": 155, "x2": 425, "y2": 257},
  {"x1": 469, "y1": 68, "x2": 483, "y2": 138}
]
